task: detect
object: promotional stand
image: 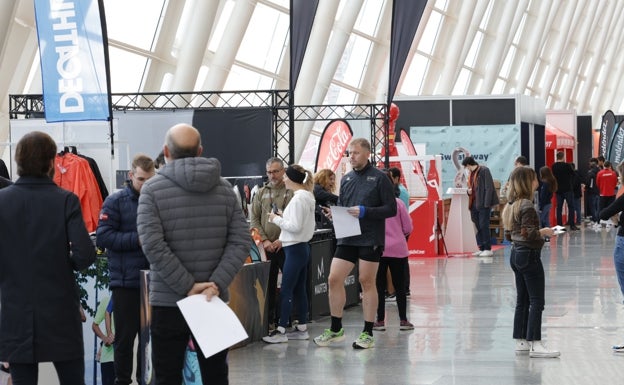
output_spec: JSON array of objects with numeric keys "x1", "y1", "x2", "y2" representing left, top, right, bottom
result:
[{"x1": 444, "y1": 188, "x2": 479, "y2": 255}]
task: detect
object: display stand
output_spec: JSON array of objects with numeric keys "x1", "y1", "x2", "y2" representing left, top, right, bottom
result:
[{"x1": 444, "y1": 188, "x2": 478, "y2": 255}]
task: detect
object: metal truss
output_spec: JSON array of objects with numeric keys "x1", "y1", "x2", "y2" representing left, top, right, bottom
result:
[
  {"x1": 9, "y1": 93, "x2": 388, "y2": 166},
  {"x1": 289, "y1": 103, "x2": 387, "y2": 166}
]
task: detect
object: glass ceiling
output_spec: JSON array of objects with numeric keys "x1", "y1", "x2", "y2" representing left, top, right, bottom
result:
[{"x1": 0, "y1": 0, "x2": 621, "y2": 163}]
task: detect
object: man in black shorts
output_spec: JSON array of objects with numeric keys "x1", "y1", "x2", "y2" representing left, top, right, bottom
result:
[{"x1": 313, "y1": 138, "x2": 396, "y2": 349}]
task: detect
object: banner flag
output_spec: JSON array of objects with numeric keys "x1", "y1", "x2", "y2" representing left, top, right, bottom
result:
[
  {"x1": 599, "y1": 110, "x2": 616, "y2": 157},
  {"x1": 399, "y1": 129, "x2": 426, "y2": 183},
  {"x1": 34, "y1": 0, "x2": 110, "y2": 122},
  {"x1": 387, "y1": 0, "x2": 427, "y2": 107},
  {"x1": 315, "y1": 120, "x2": 353, "y2": 173},
  {"x1": 607, "y1": 121, "x2": 624, "y2": 165},
  {"x1": 290, "y1": 0, "x2": 319, "y2": 91}
]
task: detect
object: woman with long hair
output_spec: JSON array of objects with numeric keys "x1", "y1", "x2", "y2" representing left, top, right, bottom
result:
[
  {"x1": 263, "y1": 164, "x2": 316, "y2": 343},
  {"x1": 502, "y1": 166, "x2": 559, "y2": 358},
  {"x1": 313, "y1": 169, "x2": 338, "y2": 229}
]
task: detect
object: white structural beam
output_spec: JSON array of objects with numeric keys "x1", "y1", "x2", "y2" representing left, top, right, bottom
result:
[
  {"x1": 140, "y1": 0, "x2": 186, "y2": 93},
  {"x1": 357, "y1": 0, "x2": 391, "y2": 105},
  {"x1": 555, "y1": 1, "x2": 600, "y2": 109},
  {"x1": 169, "y1": 1, "x2": 219, "y2": 91},
  {"x1": 514, "y1": 0, "x2": 551, "y2": 92},
  {"x1": 201, "y1": 0, "x2": 256, "y2": 93},
  {"x1": 480, "y1": 0, "x2": 520, "y2": 93},
  {"x1": 577, "y1": 0, "x2": 618, "y2": 113},
  {"x1": 538, "y1": 0, "x2": 577, "y2": 104},
  {"x1": 435, "y1": 0, "x2": 478, "y2": 94},
  {"x1": 591, "y1": 3, "x2": 624, "y2": 128},
  {"x1": 0, "y1": 0, "x2": 38, "y2": 160}
]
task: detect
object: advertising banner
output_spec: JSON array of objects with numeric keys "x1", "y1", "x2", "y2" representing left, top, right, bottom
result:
[
  {"x1": 34, "y1": 0, "x2": 110, "y2": 122},
  {"x1": 599, "y1": 110, "x2": 616, "y2": 158},
  {"x1": 410, "y1": 125, "x2": 519, "y2": 196},
  {"x1": 608, "y1": 121, "x2": 624, "y2": 165},
  {"x1": 315, "y1": 120, "x2": 353, "y2": 172}
]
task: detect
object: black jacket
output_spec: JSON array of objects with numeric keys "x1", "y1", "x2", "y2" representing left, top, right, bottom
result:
[
  {"x1": 0, "y1": 177, "x2": 95, "y2": 363},
  {"x1": 600, "y1": 194, "x2": 624, "y2": 237},
  {"x1": 337, "y1": 162, "x2": 397, "y2": 246}
]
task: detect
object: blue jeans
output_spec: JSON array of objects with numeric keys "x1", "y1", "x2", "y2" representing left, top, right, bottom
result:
[
  {"x1": 510, "y1": 245, "x2": 545, "y2": 341},
  {"x1": 556, "y1": 191, "x2": 575, "y2": 226},
  {"x1": 574, "y1": 197, "x2": 582, "y2": 224},
  {"x1": 614, "y1": 236, "x2": 624, "y2": 298},
  {"x1": 470, "y1": 207, "x2": 492, "y2": 251},
  {"x1": 589, "y1": 193, "x2": 600, "y2": 222},
  {"x1": 279, "y1": 242, "x2": 310, "y2": 327},
  {"x1": 539, "y1": 203, "x2": 552, "y2": 228}
]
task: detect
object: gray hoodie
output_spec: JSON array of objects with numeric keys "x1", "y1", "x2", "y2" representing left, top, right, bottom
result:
[{"x1": 137, "y1": 157, "x2": 251, "y2": 306}]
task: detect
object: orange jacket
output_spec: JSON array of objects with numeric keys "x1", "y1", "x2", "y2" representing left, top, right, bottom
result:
[{"x1": 54, "y1": 153, "x2": 103, "y2": 232}]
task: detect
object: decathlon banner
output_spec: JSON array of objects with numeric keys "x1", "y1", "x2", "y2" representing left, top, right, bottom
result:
[
  {"x1": 410, "y1": 125, "x2": 519, "y2": 196},
  {"x1": 34, "y1": 0, "x2": 110, "y2": 122}
]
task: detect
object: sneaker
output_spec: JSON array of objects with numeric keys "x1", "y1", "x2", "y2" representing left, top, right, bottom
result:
[
  {"x1": 352, "y1": 332, "x2": 375, "y2": 349},
  {"x1": 313, "y1": 328, "x2": 345, "y2": 347},
  {"x1": 515, "y1": 339, "x2": 530, "y2": 352},
  {"x1": 479, "y1": 250, "x2": 493, "y2": 257},
  {"x1": 286, "y1": 328, "x2": 309, "y2": 340},
  {"x1": 612, "y1": 344, "x2": 624, "y2": 350},
  {"x1": 405, "y1": 290, "x2": 411, "y2": 297},
  {"x1": 529, "y1": 341, "x2": 560, "y2": 358},
  {"x1": 262, "y1": 329, "x2": 287, "y2": 344},
  {"x1": 373, "y1": 321, "x2": 386, "y2": 331},
  {"x1": 400, "y1": 320, "x2": 414, "y2": 330},
  {"x1": 385, "y1": 293, "x2": 396, "y2": 302},
  {"x1": 472, "y1": 250, "x2": 483, "y2": 256}
]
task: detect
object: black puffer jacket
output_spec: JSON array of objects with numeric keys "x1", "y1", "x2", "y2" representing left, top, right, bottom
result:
[{"x1": 96, "y1": 184, "x2": 148, "y2": 289}]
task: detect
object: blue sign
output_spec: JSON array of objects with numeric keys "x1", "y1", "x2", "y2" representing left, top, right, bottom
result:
[{"x1": 34, "y1": 0, "x2": 109, "y2": 122}]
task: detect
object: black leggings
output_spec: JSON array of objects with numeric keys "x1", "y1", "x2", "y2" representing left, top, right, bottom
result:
[{"x1": 376, "y1": 257, "x2": 409, "y2": 321}]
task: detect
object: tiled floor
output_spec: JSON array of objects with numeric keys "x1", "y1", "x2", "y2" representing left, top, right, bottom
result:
[{"x1": 228, "y1": 225, "x2": 624, "y2": 384}]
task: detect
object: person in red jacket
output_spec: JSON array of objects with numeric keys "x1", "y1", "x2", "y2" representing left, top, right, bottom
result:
[{"x1": 597, "y1": 161, "x2": 619, "y2": 223}]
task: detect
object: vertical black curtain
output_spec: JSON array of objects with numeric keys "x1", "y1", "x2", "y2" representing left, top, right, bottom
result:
[
  {"x1": 387, "y1": 0, "x2": 427, "y2": 107},
  {"x1": 385, "y1": 0, "x2": 427, "y2": 166},
  {"x1": 290, "y1": 0, "x2": 319, "y2": 92},
  {"x1": 289, "y1": 0, "x2": 319, "y2": 163}
]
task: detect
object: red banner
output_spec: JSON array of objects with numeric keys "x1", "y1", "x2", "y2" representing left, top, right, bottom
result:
[{"x1": 315, "y1": 120, "x2": 353, "y2": 172}]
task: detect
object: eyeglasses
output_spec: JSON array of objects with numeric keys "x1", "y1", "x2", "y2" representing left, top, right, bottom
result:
[{"x1": 266, "y1": 169, "x2": 283, "y2": 175}]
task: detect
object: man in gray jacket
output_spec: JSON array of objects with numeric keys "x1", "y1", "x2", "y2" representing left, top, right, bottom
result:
[{"x1": 137, "y1": 123, "x2": 251, "y2": 385}]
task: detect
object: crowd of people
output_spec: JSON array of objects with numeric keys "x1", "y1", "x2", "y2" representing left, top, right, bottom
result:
[{"x1": 6, "y1": 127, "x2": 624, "y2": 384}]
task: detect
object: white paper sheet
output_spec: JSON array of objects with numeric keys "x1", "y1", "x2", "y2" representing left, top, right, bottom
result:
[
  {"x1": 331, "y1": 206, "x2": 362, "y2": 239},
  {"x1": 177, "y1": 295, "x2": 248, "y2": 358}
]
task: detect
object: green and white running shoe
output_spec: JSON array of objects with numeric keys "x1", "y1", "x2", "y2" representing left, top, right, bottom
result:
[
  {"x1": 313, "y1": 328, "x2": 345, "y2": 346},
  {"x1": 352, "y1": 332, "x2": 375, "y2": 349}
]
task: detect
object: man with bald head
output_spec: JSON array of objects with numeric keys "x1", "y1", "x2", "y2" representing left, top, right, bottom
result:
[{"x1": 137, "y1": 123, "x2": 251, "y2": 385}]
